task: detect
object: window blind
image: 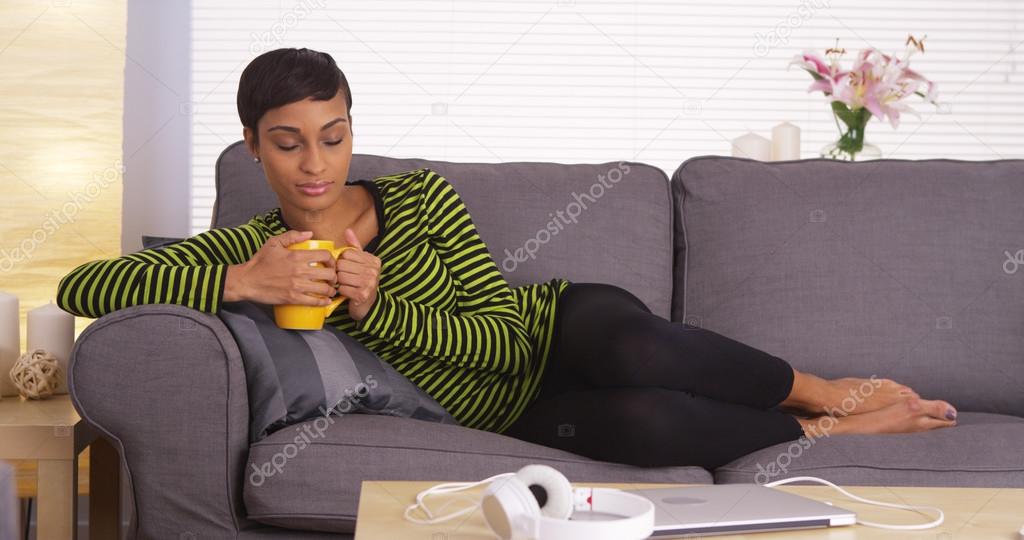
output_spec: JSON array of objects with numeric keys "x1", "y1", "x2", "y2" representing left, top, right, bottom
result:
[{"x1": 191, "y1": 0, "x2": 1023, "y2": 234}]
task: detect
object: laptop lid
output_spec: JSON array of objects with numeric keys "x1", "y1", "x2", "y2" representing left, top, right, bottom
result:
[{"x1": 621, "y1": 484, "x2": 855, "y2": 537}]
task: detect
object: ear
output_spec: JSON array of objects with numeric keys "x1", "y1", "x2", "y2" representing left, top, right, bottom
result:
[{"x1": 242, "y1": 126, "x2": 259, "y2": 157}]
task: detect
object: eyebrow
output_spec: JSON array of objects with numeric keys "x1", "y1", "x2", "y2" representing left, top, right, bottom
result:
[{"x1": 267, "y1": 117, "x2": 347, "y2": 134}]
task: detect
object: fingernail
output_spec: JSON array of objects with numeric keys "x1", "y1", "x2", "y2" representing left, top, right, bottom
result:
[{"x1": 945, "y1": 408, "x2": 957, "y2": 421}]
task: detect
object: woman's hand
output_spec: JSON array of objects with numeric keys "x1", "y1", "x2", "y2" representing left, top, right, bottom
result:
[
  {"x1": 224, "y1": 230, "x2": 339, "y2": 305},
  {"x1": 336, "y1": 228, "x2": 382, "y2": 322}
]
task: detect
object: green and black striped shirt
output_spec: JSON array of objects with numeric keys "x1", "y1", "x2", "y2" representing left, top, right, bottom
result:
[{"x1": 57, "y1": 168, "x2": 571, "y2": 433}]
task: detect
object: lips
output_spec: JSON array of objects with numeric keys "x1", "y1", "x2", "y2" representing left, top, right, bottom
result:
[{"x1": 296, "y1": 180, "x2": 333, "y2": 197}]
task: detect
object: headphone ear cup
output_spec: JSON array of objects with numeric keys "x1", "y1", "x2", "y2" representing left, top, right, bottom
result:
[
  {"x1": 482, "y1": 475, "x2": 540, "y2": 540},
  {"x1": 513, "y1": 464, "x2": 574, "y2": 520}
]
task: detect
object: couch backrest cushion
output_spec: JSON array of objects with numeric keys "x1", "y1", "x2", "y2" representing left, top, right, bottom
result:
[
  {"x1": 215, "y1": 141, "x2": 674, "y2": 317},
  {"x1": 672, "y1": 156, "x2": 1024, "y2": 416}
]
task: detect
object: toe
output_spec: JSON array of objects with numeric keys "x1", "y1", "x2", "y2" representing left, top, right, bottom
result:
[
  {"x1": 917, "y1": 416, "x2": 956, "y2": 431},
  {"x1": 923, "y1": 399, "x2": 957, "y2": 421}
]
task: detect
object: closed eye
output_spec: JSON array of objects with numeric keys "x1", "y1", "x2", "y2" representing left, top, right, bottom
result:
[{"x1": 276, "y1": 139, "x2": 343, "y2": 151}]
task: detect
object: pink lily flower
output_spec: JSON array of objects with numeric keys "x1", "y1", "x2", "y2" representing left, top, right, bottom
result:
[{"x1": 791, "y1": 36, "x2": 939, "y2": 131}]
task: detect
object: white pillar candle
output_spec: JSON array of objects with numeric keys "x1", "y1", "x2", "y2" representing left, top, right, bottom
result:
[
  {"x1": 0, "y1": 292, "x2": 17, "y2": 398},
  {"x1": 731, "y1": 132, "x2": 772, "y2": 161},
  {"x1": 26, "y1": 302, "x2": 75, "y2": 394},
  {"x1": 771, "y1": 121, "x2": 801, "y2": 161}
]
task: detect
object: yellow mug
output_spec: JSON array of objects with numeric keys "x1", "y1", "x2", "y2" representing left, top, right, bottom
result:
[{"x1": 273, "y1": 239, "x2": 355, "y2": 330}]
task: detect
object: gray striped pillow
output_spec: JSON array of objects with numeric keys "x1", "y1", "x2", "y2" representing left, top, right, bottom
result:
[{"x1": 218, "y1": 301, "x2": 457, "y2": 442}]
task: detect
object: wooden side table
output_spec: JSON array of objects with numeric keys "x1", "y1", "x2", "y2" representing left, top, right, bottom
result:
[{"x1": 0, "y1": 394, "x2": 120, "y2": 540}]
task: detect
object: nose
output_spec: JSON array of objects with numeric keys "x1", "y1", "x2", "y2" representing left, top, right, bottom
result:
[{"x1": 300, "y1": 145, "x2": 327, "y2": 176}]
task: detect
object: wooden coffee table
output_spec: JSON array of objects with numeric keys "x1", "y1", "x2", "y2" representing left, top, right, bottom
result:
[
  {"x1": 356, "y1": 480, "x2": 1024, "y2": 539},
  {"x1": 0, "y1": 394, "x2": 120, "y2": 540}
]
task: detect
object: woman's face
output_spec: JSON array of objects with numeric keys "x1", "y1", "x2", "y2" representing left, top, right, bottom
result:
[{"x1": 244, "y1": 91, "x2": 353, "y2": 214}]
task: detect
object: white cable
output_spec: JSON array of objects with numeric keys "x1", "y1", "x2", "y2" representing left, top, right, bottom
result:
[
  {"x1": 404, "y1": 472, "x2": 515, "y2": 525},
  {"x1": 764, "y1": 476, "x2": 944, "y2": 530}
]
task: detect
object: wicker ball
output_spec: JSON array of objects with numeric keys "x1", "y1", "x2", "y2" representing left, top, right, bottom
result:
[{"x1": 10, "y1": 349, "x2": 62, "y2": 400}]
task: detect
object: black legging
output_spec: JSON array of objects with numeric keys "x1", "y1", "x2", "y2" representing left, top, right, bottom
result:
[{"x1": 503, "y1": 282, "x2": 804, "y2": 470}]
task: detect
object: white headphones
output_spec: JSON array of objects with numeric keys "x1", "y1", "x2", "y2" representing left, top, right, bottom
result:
[{"x1": 404, "y1": 464, "x2": 655, "y2": 540}]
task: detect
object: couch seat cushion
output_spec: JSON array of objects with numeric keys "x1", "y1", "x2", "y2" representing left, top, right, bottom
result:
[
  {"x1": 244, "y1": 414, "x2": 712, "y2": 533},
  {"x1": 715, "y1": 412, "x2": 1024, "y2": 487}
]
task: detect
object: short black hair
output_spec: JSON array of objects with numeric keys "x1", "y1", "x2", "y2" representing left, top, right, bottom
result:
[{"x1": 237, "y1": 47, "x2": 352, "y2": 145}]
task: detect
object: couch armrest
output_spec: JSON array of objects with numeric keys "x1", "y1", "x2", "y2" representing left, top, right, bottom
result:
[{"x1": 69, "y1": 304, "x2": 255, "y2": 539}]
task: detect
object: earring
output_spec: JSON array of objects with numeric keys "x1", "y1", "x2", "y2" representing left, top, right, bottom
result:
[{"x1": 253, "y1": 156, "x2": 261, "y2": 163}]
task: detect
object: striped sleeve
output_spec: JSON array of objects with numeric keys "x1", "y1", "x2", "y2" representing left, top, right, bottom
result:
[
  {"x1": 356, "y1": 170, "x2": 532, "y2": 375},
  {"x1": 57, "y1": 224, "x2": 267, "y2": 318}
]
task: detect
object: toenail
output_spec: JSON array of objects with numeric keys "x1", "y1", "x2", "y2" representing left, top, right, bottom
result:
[{"x1": 945, "y1": 408, "x2": 957, "y2": 421}]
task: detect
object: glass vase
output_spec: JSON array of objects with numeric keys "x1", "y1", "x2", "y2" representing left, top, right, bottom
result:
[{"x1": 819, "y1": 102, "x2": 882, "y2": 161}]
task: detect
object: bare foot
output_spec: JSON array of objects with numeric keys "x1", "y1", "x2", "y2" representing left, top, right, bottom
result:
[
  {"x1": 823, "y1": 377, "x2": 918, "y2": 416},
  {"x1": 797, "y1": 397, "x2": 957, "y2": 438},
  {"x1": 782, "y1": 370, "x2": 918, "y2": 417}
]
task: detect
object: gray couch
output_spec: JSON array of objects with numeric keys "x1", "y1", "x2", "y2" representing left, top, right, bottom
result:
[{"x1": 69, "y1": 142, "x2": 1024, "y2": 539}]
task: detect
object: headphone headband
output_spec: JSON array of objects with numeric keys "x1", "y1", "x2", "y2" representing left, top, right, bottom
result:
[
  {"x1": 481, "y1": 466, "x2": 654, "y2": 540},
  {"x1": 536, "y1": 487, "x2": 654, "y2": 540},
  {"x1": 406, "y1": 465, "x2": 654, "y2": 540}
]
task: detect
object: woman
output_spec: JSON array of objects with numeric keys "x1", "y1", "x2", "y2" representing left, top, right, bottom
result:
[{"x1": 57, "y1": 48, "x2": 957, "y2": 470}]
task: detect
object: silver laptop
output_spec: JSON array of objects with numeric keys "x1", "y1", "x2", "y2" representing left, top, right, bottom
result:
[{"x1": 620, "y1": 484, "x2": 855, "y2": 537}]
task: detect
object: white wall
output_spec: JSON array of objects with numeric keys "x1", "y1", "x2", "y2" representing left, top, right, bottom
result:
[{"x1": 121, "y1": 0, "x2": 192, "y2": 254}]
